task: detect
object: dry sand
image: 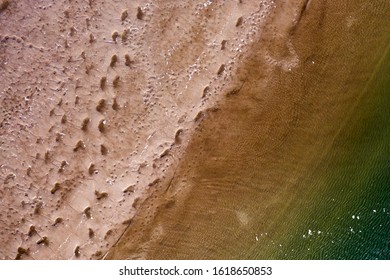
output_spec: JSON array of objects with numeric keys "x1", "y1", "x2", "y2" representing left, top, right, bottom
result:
[{"x1": 0, "y1": 0, "x2": 308, "y2": 259}]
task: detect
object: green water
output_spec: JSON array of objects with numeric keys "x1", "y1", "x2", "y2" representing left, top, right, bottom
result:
[
  {"x1": 255, "y1": 43, "x2": 390, "y2": 260},
  {"x1": 250, "y1": 5, "x2": 390, "y2": 259}
]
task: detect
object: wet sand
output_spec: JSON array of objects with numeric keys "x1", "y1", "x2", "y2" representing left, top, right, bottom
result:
[
  {"x1": 1, "y1": 0, "x2": 389, "y2": 260},
  {"x1": 106, "y1": 0, "x2": 390, "y2": 259},
  {"x1": 1, "y1": 0, "x2": 303, "y2": 259}
]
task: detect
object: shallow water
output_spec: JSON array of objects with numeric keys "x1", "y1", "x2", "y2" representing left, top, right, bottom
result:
[
  {"x1": 256, "y1": 41, "x2": 390, "y2": 260},
  {"x1": 108, "y1": 0, "x2": 390, "y2": 259}
]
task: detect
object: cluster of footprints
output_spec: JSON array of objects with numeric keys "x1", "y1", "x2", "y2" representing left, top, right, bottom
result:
[{"x1": 0, "y1": 0, "x2": 289, "y2": 259}]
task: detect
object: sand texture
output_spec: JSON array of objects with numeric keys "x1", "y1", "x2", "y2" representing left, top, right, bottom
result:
[
  {"x1": 105, "y1": 0, "x2": 390, "y2": 259},
  {"x1": 4, "y1": 0, "x2": 385, "y2": 260},
  {"x1": 0, "y1": 0, "x2": 312, "y2": 259}
]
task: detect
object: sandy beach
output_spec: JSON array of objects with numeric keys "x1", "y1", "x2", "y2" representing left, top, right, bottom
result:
[
  {"x1": 0, "y1": 0, "x2": 309, "y2": 259},
  {"x1": 1, "y1": 0, "x2": 390, "y2": 260},
  {"x1": 104, "y1": 0, "x2": 390, "y2": 259}
]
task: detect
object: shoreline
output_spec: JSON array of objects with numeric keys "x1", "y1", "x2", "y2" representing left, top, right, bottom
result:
[
  {"x1": 2, "y1": 0, "x2": 387, "y2": 260},
  {"x1": 0, "y1": 0, "x2": 302, "y2": 259},
  {"x1": 106, "y1": 0, "x2": 390, "y2": 259},
  {"x1": 104, "y1": 0, "x2": 316, "y2": 259}
]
